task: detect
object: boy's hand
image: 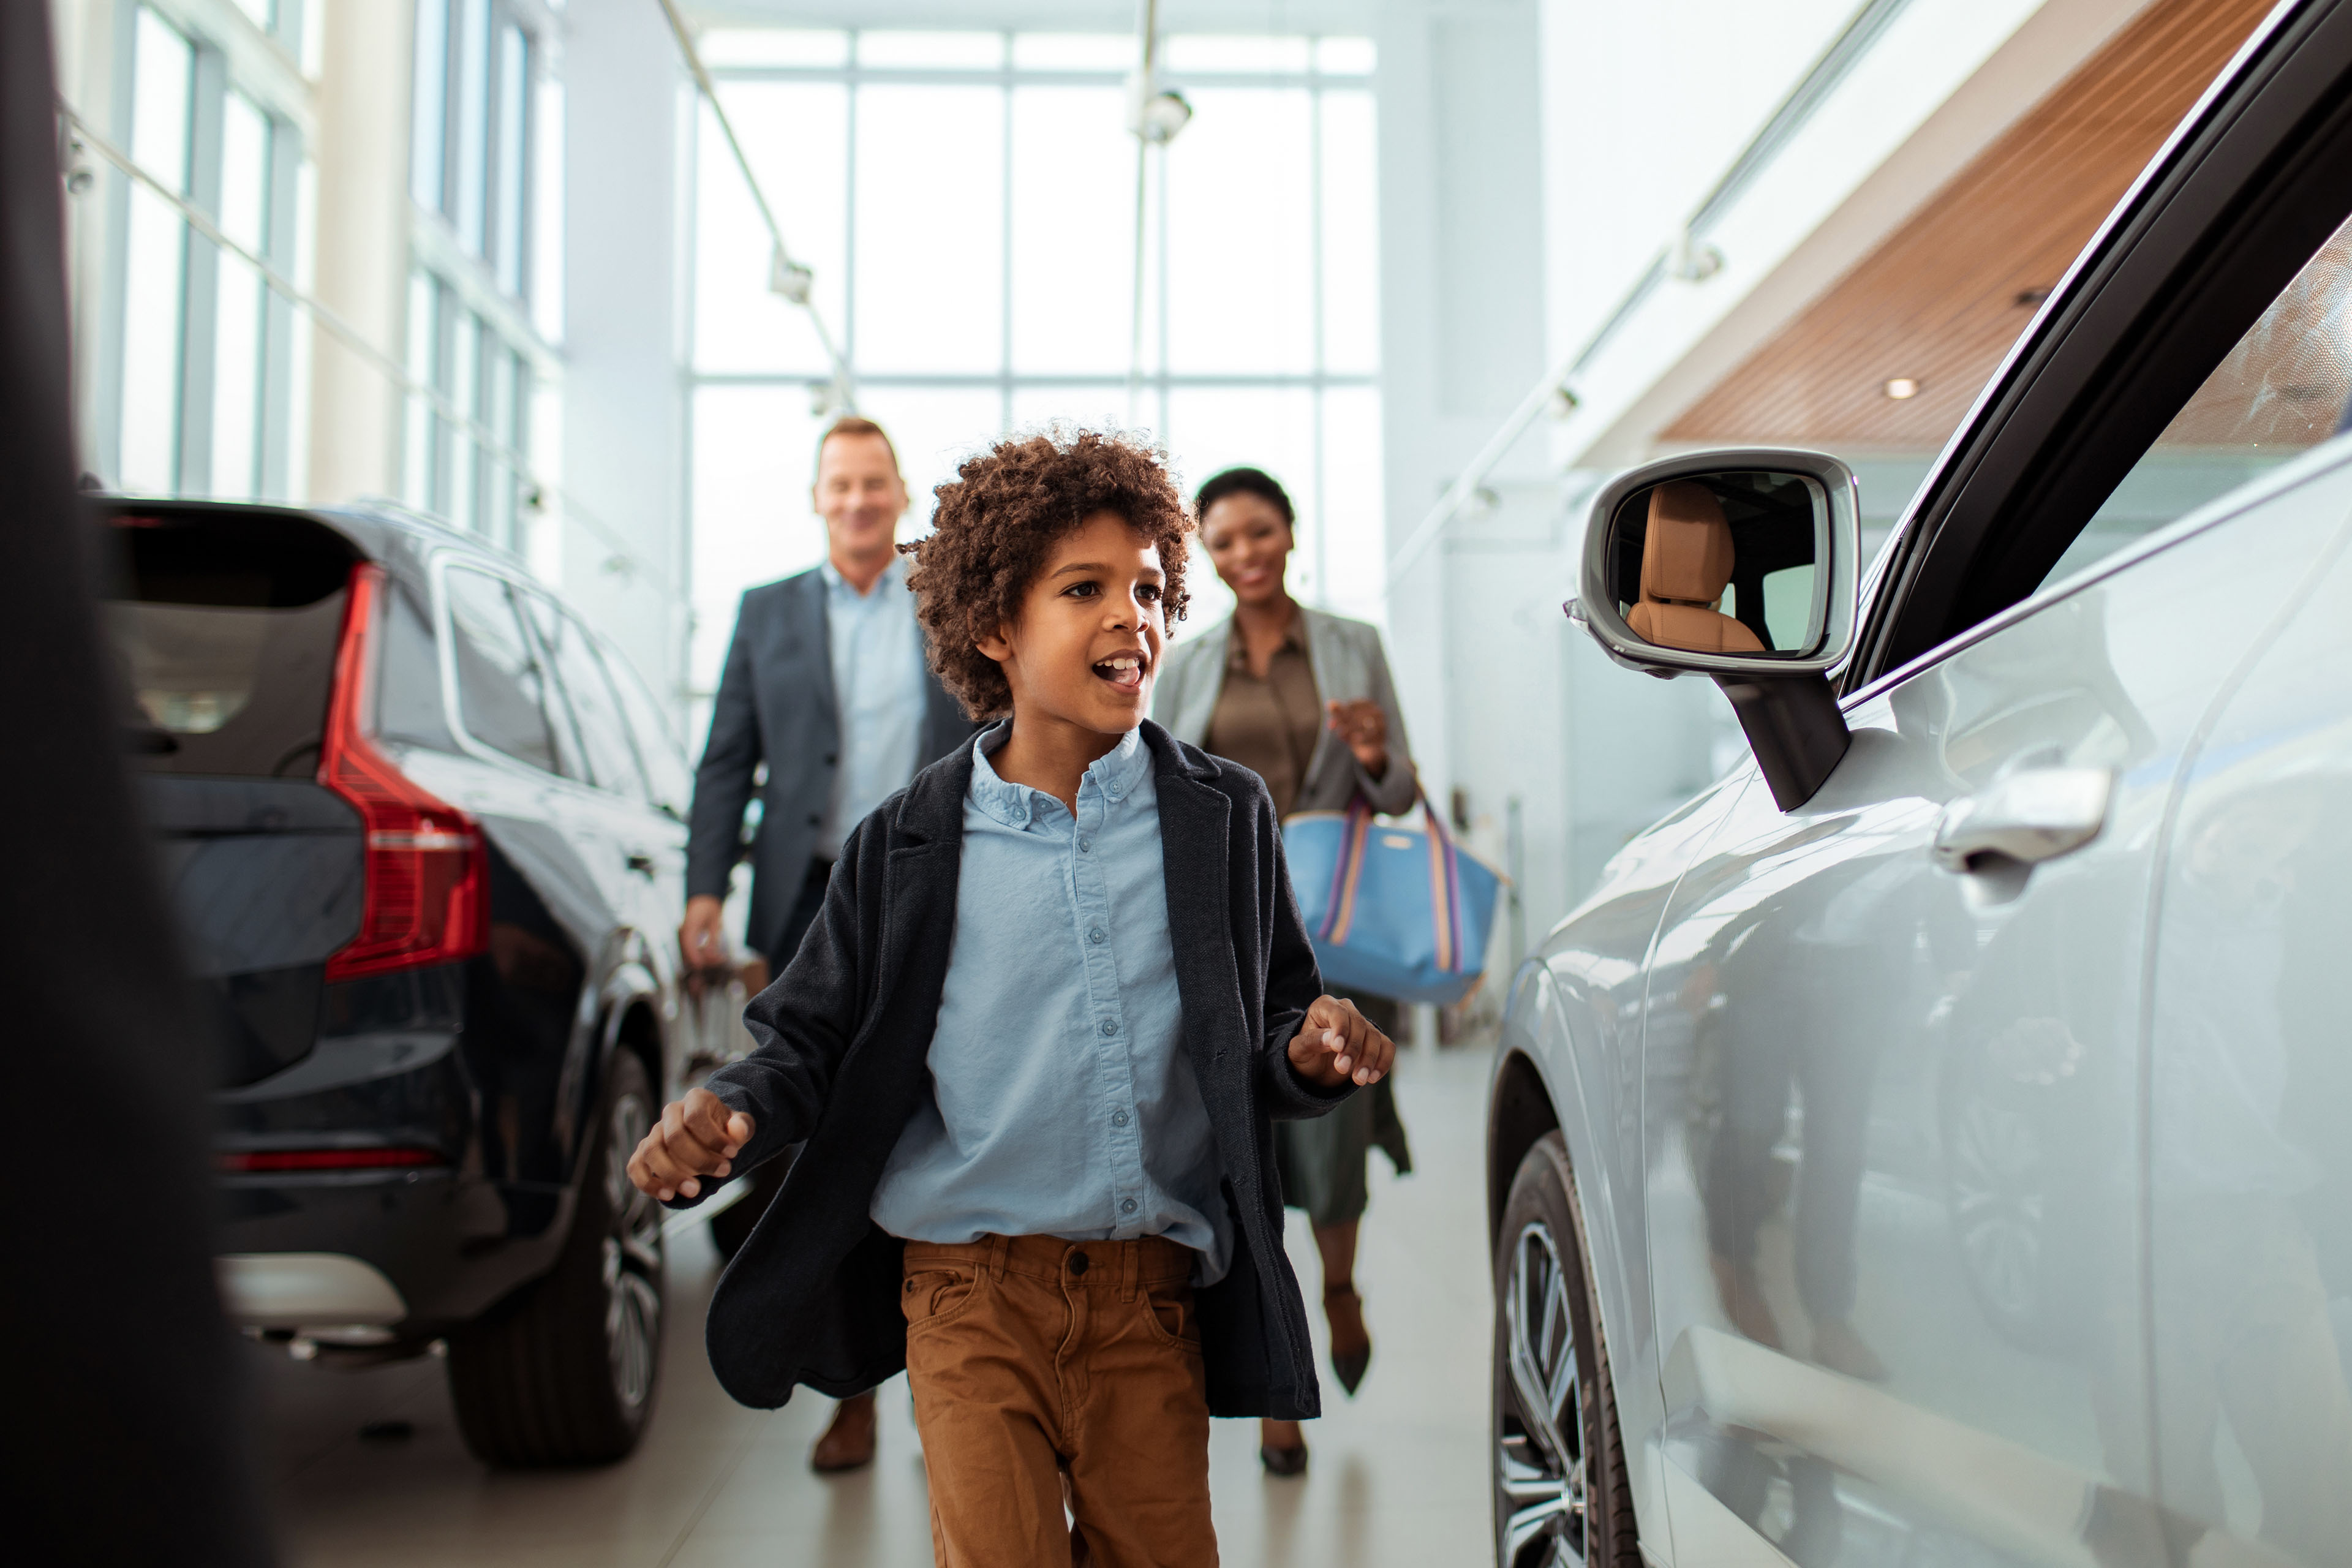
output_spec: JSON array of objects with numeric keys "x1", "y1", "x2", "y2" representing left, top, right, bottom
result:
[
  {"x1": 627, "y1": 1088, "x2": 756, "y2": 1202},
  {"x1": 1287, "y1": 995, "x2": 1394, "y2": 1089}
]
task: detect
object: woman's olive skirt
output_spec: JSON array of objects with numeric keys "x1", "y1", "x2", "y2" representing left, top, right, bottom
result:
[{"x1": 1273, "y1": 993, "x2": 1413, "y2": 1227}]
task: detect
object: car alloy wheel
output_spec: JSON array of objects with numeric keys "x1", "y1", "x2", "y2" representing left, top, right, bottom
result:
[
  {"x1": 602, "y1": 1085, "x2": 663, "y2": 1414},
  {"x1": 1498, "y1": 1218, "x2": 1589, "y2": 1567}
]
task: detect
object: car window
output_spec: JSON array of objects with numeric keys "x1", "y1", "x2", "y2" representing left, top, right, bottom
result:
[
  {"x1": 523, "y1": 593, "x2": 647, "y2": 800},
  {"x1": 598, "y1": 639, "x2": 693, "y2": 820},
  {"x1": 2041, "y1": 211, "x2": 2352, "y2": 591},
  {"x1": 377, "y1": 573, "x2": 457, "y2": 753},
  {"x1": 443, "y1": 566, "x2": 561, "y2": 773}
]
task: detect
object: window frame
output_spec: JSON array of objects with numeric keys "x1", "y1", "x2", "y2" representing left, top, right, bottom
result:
[{"x1": 1847, "y1": 0, "x2": 2352, "y2": 695}]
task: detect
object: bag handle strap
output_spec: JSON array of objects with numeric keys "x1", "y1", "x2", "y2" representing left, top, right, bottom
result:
[{"x1": 1317, "y1": 783, "x2": 1468, "y2": 974}]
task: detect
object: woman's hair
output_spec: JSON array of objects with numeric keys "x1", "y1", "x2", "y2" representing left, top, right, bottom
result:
[
  {"x1": 903, "y1": 427, "x2": 1194, "y2": 719},
  {"x1": 1194, "y1": 466, "x2": 1295, "y2": 529}
]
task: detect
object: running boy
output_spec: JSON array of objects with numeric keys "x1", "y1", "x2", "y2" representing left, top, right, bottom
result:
[{"x1": 628, "y1": 429, "x2": 1390, "y2": 1566}]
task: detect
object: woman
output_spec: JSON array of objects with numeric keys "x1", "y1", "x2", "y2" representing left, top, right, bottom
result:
[{"x1": 1153, "y1": 466, "x2": 1416, "y2": 1476}]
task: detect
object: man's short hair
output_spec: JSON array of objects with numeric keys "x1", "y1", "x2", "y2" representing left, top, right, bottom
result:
[
  {"x1": 814, "y1": 414, "x2": 901, "y2": 480},
  {"x1": 903, "y1": 428, "x2": 1194, "y2": 720}
]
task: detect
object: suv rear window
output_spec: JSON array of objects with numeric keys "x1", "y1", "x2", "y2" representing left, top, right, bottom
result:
[{"x1": 96, "y1": 509, "x2": 357, "y2": 778}]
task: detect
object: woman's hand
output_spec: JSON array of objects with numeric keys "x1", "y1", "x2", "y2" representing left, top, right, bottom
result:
[
  {"x1": 1326, "y1": 699, "x2": 1389, "y2": 777},
  {"x1": 1287, "y1": 994, "x2": 1395, "y2": 1089}
]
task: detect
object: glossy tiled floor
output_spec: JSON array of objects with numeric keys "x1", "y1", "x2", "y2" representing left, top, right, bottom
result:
[{"x1": 250, "y1": 1038, "x2": 1494, "y2": 1566}]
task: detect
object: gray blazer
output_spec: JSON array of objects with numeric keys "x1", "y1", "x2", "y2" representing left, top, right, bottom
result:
[
  {"x1": 1153, "y1": 606, "x2": 1418, "y2": 817},
  {"x1": 687, "y1": 567, "x2": 975, "y2": 960}
]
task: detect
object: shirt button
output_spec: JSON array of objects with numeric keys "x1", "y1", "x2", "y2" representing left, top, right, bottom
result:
[
  {"x1": 1098, "y1": 1019, "x2": 1118, "y2": 1037},
  {"x1": 1120, "y1": 1198, "x2": 1138, "y2": 1215},
  {"x1": 1088, "y1": 928, "x2": 1106, "y2": 944},
  {"x1": 1078, "y1": 837, "x2": 1092, "y2": 853},
  {"x1": 1112, "y1": 1109, "x2": 1130, "y2": 1128}
]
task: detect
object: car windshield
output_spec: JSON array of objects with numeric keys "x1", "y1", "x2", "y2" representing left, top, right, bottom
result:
[{"x1": 96, "y1": 510, "x2": 355, "y2": 778}]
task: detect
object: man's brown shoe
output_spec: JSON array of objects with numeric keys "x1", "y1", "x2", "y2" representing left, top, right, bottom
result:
[{"x1": 810, "y1": 1390, "x2": 878, "y2": 1473}]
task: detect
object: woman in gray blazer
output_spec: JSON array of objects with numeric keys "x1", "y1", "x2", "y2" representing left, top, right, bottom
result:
[{"x1": 1153, "y1": 466, "x2": 1416, "y2": 1476}]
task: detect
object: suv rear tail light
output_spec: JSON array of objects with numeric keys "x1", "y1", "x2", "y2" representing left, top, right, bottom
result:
[
  {"x1": 218, "y1": 1147, "x2": 448, "y2": 1173},
  {"x1": 321, "y1": 564, "x2": 489, "y2": 981}
]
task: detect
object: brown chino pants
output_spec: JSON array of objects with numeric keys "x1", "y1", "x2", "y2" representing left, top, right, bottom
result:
[{"x1": 901, "y1": 1232, "x2": 1217, "y2": 1568}]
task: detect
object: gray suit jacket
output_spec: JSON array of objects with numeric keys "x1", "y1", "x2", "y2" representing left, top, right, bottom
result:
[
  {"x1": 687, "y1": 567, "x2": 975, "y2": 960},
  {"x1": 1152, "y1": 606, "x2": 1419, "y2": 817}
]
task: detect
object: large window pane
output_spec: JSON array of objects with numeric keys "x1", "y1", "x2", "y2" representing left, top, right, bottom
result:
[
  {"x1": 404, "y1": 271, "x2": 435, "y2": 508},
  {"x1": 494, "y1": 21, "x2": 529, "y2": 296},
  {"x1": 857, "y1": 31, "x2": 1003, "y2": 69},
  {"x1": 853, "y1": 85, "x2": 1004, "y2": 374},
  {"x1": 690, "y1": 384, "x2": 826, "y2": 721},
  {"x1": 454, "y1": 0, "x2": 492, "y2": 251},
  {"x1": 211, "y1": 92, "x2": 271, "y2": 499},
  {"x1": 1320, "y1": 89, "x2": 1379, "y2": 377},
  {"x1": 448, "y1": 309, "x2": 481, "y2": 529},
  {"x1": 1009, "y1": 86, "x2": 1134, "y2": 375},
  {"x1": 410, "y1": 0, "x2": 449, "y2": 211},
  {"x1": 1164, "y1": 35, "x2": 1311, "y2": 72},
  {"x1": 1012, "y1": 34, "x2": 1134, "y2": 71},
  {"x1": 700, "y1": 29, "x2": 847, "y2": 67},
  {"x1": 1321, "y1": 385, "x2": 1387, "y2": 627},
  {"x1": 695, "y1": 85, "x2": 846, "y2": 375},
  {"x1": 853, "y1": 385, "x2": 1006, "y2": 527},
  {"x1": 1164, "y1": 88, "x2": 1313, "y2": 374},
  {"x1": 120, "y1": 7, "x2": 194, "y2": 494}
]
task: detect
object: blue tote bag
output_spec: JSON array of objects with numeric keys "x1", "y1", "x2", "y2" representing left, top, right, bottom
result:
[{"x1": 1283, "y1": 788, "x2": 1503, "y2": 1007}]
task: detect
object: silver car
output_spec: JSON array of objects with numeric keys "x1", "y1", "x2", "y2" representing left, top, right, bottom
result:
[{"x1": 1487, "y1": 2, "x2": 2352, "y2": 1565}]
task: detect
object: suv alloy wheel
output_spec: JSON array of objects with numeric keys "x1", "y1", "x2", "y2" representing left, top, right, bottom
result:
[
  {"x1": 448, "y1": 1048, "x2": 665, "y2": 1464},
  {"x1": 1494, "y1": 1133, "x2": 1638, "y2": 1568}
]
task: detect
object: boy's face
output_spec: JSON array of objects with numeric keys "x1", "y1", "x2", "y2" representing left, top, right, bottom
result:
[{"x1": 978, "y1": 510, "x2": 1166, "y2": 736}]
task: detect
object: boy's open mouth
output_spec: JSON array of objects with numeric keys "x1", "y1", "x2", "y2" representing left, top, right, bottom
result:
[{"x1": 1091, "y1": 651, "x2": 1148, "y2": 693}]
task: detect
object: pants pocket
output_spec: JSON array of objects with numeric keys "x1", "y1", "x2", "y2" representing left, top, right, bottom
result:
[
  {"x1": 901, "y1": 1263, "x2": 983, "y2": 1332},
  {"x1": 1139, "y1": 1278, "x2": 1201, "y2": 1351}
]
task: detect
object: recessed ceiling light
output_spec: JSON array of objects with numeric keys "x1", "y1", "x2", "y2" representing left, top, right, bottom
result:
[{"x1": 1884, "y1": 377, "x2": 1920, "y2": 401}]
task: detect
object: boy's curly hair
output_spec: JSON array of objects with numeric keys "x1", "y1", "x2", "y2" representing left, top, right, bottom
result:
[{"x1": 902, "y1": 428, "x2": 1193, "y2": 719}]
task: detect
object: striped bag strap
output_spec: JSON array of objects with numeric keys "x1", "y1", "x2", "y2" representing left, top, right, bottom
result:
[{"x1": 1317, "y1": 794, "x2": 1378, "y2": 944}]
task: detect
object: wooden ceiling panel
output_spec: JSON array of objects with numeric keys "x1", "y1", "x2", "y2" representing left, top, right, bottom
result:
[{"x1": 1664, "y1": 0, "x2": 2278, "y2": 449}]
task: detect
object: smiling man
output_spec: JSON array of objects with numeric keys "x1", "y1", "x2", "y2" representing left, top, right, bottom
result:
[{"x1": 681, "y1": 414, "x2": 975, "y2": 1471}]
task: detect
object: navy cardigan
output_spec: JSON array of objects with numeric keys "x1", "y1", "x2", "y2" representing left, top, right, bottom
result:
[{"x1": 672, "y1": 720, "x2": 1349, "y2": 1420}]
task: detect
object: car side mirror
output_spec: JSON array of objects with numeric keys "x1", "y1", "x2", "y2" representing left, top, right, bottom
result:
[{"x1": 1572, "y1": 449, "x2": 1862, "y2": 811}]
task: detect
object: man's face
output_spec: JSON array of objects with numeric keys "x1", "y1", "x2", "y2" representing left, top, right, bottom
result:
[
  {"x1": 813, "y1": 432, "x2": 908, "y2": 562},
  {"x1": 979, "y1": 511, "x2": 1166, "y2": 738}
]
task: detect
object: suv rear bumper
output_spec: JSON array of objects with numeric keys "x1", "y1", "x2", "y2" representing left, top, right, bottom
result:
[{"x1": 216, "y1": 1252, "x2": 407, "y2": 1327}]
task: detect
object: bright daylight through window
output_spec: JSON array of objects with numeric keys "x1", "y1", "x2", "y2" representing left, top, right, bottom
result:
[{"x1": 687, "y1": 28, "x2": 1383, "y2": 715}]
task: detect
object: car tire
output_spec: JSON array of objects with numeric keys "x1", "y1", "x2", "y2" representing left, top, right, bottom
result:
[
  {"x1": 448, "y1": 1049, "x2": 665, "y2": 1466},
  {"x1": 1494, "y1": 1132, "x2": 1639, "y2": 1568}
]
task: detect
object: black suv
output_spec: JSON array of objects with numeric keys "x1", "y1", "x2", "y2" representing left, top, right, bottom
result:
[{"x1": 99, "y1": 499, "x2": 695, "y2": 1466}]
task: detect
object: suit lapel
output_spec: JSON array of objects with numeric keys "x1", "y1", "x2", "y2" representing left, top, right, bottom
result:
[{"x1": 786, "y1": 569, "x2": 841, "y2": 753}]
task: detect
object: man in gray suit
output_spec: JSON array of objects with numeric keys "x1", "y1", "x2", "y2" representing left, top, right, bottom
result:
[{"x1": 681, "y1": 413, "x2": 973, "y2": 1471}]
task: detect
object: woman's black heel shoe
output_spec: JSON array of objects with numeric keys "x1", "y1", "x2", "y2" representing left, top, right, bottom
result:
[
  {"x1": 1258, "y1": 1418, "x2": 1309, "y2": 1476},
  {"x1": 1325, "y1": 1285, "x2": 1371, "y2": 1396}
]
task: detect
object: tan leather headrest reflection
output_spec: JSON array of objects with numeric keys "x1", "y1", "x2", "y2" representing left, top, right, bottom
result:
[
  {"x1": 1627, "y1": 480, "x2": 1764, "y2": 655},
  {"x1": 1640, "y1": 481, "x2": 1736, "y2": 604}
]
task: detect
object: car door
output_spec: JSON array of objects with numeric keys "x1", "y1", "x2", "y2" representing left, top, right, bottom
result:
[
  {"x1": 2136, "y1": 456, "x2": 2352, "y2": 1562},
  {"x1": 1636, "y1": 30, "x2": 2352, "y2": 1564}
]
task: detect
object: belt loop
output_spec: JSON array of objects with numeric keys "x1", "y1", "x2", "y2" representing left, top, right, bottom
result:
[
  {"x1": 1120, "y1": 1239, "x2": 1139, "y2": 1303},
  {"x1": 987, "y1": 1233, "x2": 1009, "y2": 1283}
]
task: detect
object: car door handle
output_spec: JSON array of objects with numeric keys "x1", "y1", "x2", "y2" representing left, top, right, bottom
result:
[
  {"x1": 626, "y1": 853, "x2": 657, "y2": 877},
  {"x1": 1932, "y1": 767, "x2": 2113, "y2": 875}
]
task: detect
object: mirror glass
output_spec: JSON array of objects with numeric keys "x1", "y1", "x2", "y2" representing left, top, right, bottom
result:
[{"x1": 1607, "y1": 470, "x2": 1828, "y2": 655}]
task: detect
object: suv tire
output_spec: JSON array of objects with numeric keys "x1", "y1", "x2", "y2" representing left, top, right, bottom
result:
[
  {"x1": 1494, "y1": 1132, "x2": 1639, "y2": 1568},
  {"x1": 448, "y1": 1049, "x2": 665, "y2": 1465}
]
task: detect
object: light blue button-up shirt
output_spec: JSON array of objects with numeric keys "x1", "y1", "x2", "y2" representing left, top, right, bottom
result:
[
  {"x1": 869, "y1": 724, "x2": 1231, "y2": 1281},
  {"x1": 817, "y1": 555, "x2": 929, "y2": 851}
]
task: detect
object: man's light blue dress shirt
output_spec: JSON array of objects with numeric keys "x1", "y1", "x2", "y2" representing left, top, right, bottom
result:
[
  {"x1": 817, "y1": 555, "x2": 929, "y2": 851},
  {"x1": 869, "y1": 724, "x2": 1232, "y2": 1281}
]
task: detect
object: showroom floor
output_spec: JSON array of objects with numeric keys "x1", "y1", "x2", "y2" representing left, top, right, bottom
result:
[{"x1": 248, "y1": 1038, "x2": 1494, "y2": 1567}]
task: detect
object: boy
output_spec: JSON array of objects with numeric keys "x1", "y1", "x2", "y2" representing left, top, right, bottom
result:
[{"x1": 628, "y1": 429, "x2": 1391, "y2": 1567}]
